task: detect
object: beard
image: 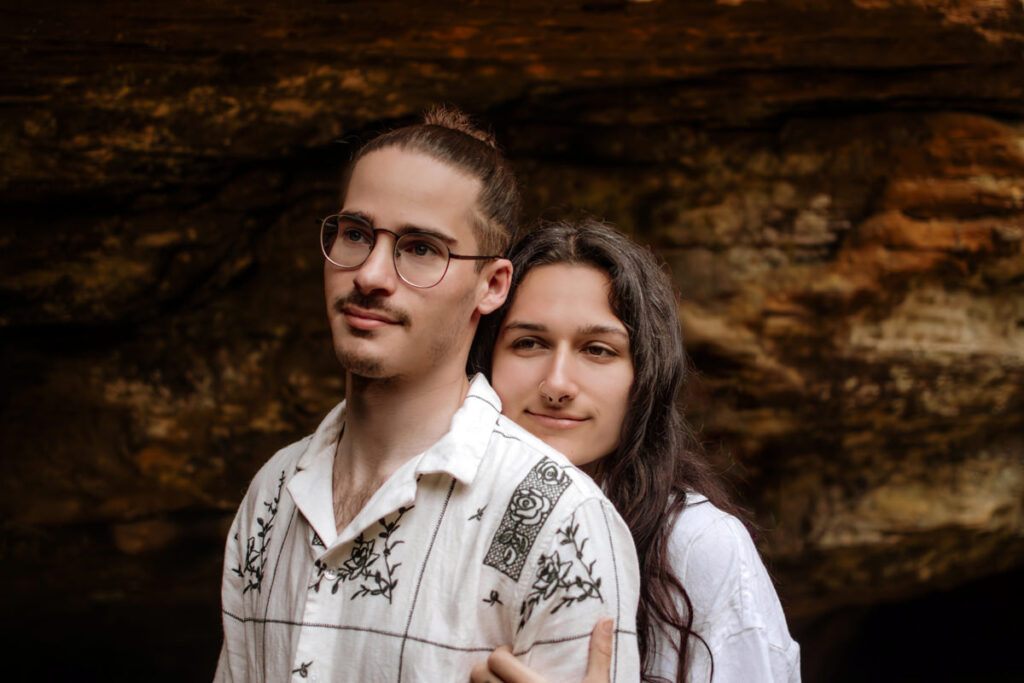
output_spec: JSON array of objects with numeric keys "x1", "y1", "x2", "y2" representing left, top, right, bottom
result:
[
  {"x1": 329, "y1": 280, "x2": 477, "y2": 380},
  {"x1": 336, "y1": 348, "x2": 385, "y2": 378}
]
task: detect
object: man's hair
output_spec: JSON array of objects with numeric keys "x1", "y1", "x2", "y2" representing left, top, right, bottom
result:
[
  {"x1": 470, "y1": 219, "x2": 745, "y2": 681},
  {"x1": 344, "y1": 106, "x2": 520, "y2": 257}
]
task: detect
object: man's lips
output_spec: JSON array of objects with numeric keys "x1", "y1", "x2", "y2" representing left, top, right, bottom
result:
[
  {"x1": 525, "y1": 410, "x2": 589, "y2": 429},
  {"x1": 340, "y1": 304, "x2": 400, "y2": 330}
]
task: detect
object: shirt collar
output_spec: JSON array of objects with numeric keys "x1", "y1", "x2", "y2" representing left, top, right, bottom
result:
[
  {"x1": 294, "y1": 373, "x2": 500, "y2": 474},
  {"x1": 295, "y1": 400, "x2": 346, "y2": 473},
  {"x1": 413, "y1": 373, "x2": 502, "y2": 486}
]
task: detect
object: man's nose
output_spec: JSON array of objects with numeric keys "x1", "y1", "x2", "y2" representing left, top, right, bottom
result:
[{"x1": 353, "y1": 236, "x2": 399, "y2": 295}]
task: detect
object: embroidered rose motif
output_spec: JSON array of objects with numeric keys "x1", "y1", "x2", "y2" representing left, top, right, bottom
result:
[
  {"x1": 310, "y1": 507, "x2": 412, "y2": 602},
  {"x1": 342, "y1": 536, "x2": 379, "y2": 575},
  {"x1": 516, "y1": 513, "x2": 605, "y2": 633},
  {"x1": 509, "y1": 487, "x2": 552, "y2": 526},
  {"x1": 532, "y1": 551, "x2": 573, "y2": 600},
  {"x1": 536, "y1": 461, "x2": 567, "y2": 485}
]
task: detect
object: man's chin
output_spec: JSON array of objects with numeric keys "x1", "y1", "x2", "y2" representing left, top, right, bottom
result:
[{"x1": 336, "y1": 350, "x2": 389, "y2": 378}]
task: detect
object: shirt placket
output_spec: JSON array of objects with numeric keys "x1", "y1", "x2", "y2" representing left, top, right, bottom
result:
[{"x1": 290, "y1": 469, "x2": 421, "y2": 681}]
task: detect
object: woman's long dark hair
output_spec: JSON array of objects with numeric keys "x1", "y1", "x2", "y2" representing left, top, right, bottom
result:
[{"x1": 470, "y1": 219, "x2": 744, "y2": 682}]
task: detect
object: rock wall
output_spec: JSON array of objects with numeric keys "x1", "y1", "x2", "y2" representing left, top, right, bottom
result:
[{"x1": 2, "y1": 1, "x2": 1022, "y2": 680}]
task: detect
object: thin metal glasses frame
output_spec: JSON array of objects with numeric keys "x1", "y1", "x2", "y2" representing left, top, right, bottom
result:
[{"x1": 319, "y1": 213, "x2": 500, "y2": 289}]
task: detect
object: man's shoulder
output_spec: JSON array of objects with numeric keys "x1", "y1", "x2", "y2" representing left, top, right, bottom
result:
[
  {"x1": 486, "y1": 415, "x2": 607, "y2": 504},
  {"x1": 236, "y1": 432, "x2": 313, "y2": 505}
]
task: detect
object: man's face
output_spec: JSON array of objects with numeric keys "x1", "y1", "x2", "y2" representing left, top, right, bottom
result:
[{"x1": 324, "y1": 147, "x2": 505, "y2": 381}]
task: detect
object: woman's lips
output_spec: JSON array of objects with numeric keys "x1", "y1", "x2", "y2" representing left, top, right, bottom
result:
[{"x1": 525, "y1": 410, "x2": 588, "y2": 430}]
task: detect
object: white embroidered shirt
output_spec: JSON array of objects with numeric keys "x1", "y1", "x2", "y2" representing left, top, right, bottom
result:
[{"x1": 215, "y1": 375, "x2": 641, "y2": 682}]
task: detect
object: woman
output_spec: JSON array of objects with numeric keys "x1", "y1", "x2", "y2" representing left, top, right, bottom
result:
[{"x1": 469, "y1": 219, "x2": 800, "y2": 682}]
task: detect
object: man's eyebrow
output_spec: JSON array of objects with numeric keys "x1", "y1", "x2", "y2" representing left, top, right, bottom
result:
[
  {"x1": 395, "y1": 223, "x2": 457, "y2": 246},
  {"x1": 337, "y1": 210, "x2": 373, "y2": 226},
  {"x1": 336, "y1": 211, "x2": 457, "y2": 246}
]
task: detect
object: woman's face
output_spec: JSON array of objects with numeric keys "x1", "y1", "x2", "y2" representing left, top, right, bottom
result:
[{"x1": 491, "y1": 264, "x2": 634, "y2": 469}]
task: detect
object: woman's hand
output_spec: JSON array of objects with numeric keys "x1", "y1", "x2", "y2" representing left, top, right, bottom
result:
[{"x1": 469, "y1": 619, "x2": 614, "y2": 683}]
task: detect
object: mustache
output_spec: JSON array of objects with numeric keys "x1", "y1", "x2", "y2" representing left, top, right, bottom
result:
[{"x1": 334, "y1": 291, "x2": 411, "y2": 326}]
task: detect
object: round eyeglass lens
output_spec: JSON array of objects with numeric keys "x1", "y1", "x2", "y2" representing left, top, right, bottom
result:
[
  {"x1": 321, "y1": 215, "x2": 373, "y2": 268},
  {"x1": 320, "y1": 215, "x2": 452, "y2": 288},
  {"x1": 394, "y1": 233, "x2": 449, "y2": 287}
]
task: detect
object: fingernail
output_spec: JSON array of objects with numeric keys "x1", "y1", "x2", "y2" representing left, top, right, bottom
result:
[{"x1": 600, "y1": 618, "x2": 613, "y2": 635}]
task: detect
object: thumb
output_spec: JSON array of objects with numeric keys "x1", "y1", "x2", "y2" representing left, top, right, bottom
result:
[{"x1": 582, "y1": 619, "x2": 614, "y2": 683}]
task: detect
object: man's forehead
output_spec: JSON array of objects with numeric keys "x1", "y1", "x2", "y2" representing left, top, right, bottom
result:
[{"x1": 342, "y1": 148, "x2": 482, "y2": 246}]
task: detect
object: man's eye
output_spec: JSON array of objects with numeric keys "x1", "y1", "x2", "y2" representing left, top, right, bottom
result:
[
  {"x1": 400, "y1": 238, "x2": 443, "y2": 258},
  {"x1": 342, "y1": 228, "x2": 371, "y2": 244}
]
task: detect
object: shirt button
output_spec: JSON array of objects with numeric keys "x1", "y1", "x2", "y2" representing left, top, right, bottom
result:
[{"x1": 324, "y1": 568, "x2": 338, "y2": 580}]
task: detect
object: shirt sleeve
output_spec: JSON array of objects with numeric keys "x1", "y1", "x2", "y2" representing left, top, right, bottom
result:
[
  {"x1": 511, "y1": 497, "x2": 641, "y2": 682},
  {"x1": 672, "y1": 510, "x2": 801, "y2": 683}
]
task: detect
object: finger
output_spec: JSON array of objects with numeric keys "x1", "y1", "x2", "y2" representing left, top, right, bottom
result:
[
  {"x1": 470, "y1": 660, "x2": 489, "y2": 683},
  {"x1": 582, "y1": 618, "x2": 614, "y2": 683},
  {"x1": 469, "y1": 660, "x2": 502, "y2": 683},
  {"x1": 486, "y1": 646, "x2": 548, "y2": 683}
]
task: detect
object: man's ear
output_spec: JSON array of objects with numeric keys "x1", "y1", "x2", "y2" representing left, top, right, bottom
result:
[{"x1": 475, "y1": 258, "x2": 512, "y2": 315}]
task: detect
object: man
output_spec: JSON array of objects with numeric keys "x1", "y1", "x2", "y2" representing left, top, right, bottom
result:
[{"x1": 215, "y1": 109, "x2": 640, "y2": 682}]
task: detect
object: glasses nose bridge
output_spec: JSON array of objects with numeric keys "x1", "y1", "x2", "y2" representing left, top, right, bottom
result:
[
  {"x1": 355, "y1": 227, "x2": 402, "y2": 273},
  {"x1": 365, "y1": 227, "x2": 400, "y2": 254}
]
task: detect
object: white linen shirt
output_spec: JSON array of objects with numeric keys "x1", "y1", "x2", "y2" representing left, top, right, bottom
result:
[
  {"x1": 649, "y1": 495, "x2": 800, "y2": 682},
  {"x1": 215, "y1": 375, "x2": 641, "y2": 682}
]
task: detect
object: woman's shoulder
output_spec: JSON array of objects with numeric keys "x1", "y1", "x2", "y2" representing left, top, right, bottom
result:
[
  {"x1": 666, "y1": 493, "x2": 772, "y2": 613},
  {"x1": 666, "y1": 493, "x2": 754, "y2": 571},
  {"x1": 665, "y1": 493, "x2": 801, "y2": 680}
]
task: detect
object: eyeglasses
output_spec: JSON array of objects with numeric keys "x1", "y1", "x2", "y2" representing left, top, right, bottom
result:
[{"x1": 320, "y1": 213, "x2": 500, "y2": 289}]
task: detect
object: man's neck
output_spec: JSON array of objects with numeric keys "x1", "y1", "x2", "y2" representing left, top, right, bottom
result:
[{"x1": 331, "y1": 366, "x2": 470, "y2": 531}]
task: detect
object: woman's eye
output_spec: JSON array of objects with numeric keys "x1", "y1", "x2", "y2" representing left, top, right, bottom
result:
[
  {"x1": 584, "y1": 344, "x2": 617, "y2": 358},
  {"x1": 511, "y1": 337, "x2": 543, "y2": 351}
]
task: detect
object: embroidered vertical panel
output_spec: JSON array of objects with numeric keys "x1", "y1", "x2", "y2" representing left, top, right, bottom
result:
[{"x1": 483, "y1": 457, "x2": 572, "y2": 580}]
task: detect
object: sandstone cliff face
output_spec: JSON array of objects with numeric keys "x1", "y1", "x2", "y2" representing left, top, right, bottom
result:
[{"x1": 2, "y1": 1, "x2": 1022, "y2": 680}]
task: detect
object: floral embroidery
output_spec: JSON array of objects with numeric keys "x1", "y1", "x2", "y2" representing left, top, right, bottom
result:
[
  {"x1": 309, "y1": 506, "x2": 412, "y2": 603},
  {"x1": 483, "y1": 590, "x2": 503, "y2": 606},
  {"x1": 292, "y1": 661, "x2": 312, "y2": 678},
  {"x1": 468, "y1": 506, "x2": 486, "y2": 521},
  {"x1": 311, "y1": 532, "x2": 325, "y2": 548},
  {"x1": 233, "y1": 470, "x2": 286, "y2": 594},
  {"x1": 517, "y1": 512, "x2": 604, "y2": 633},
  {"x1": 484, "y1": 458, "x2": 571, "y2": 580}
]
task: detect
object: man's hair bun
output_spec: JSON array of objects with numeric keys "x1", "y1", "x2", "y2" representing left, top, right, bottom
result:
[{"x1": 423, "y1": 105, "x2": 497, "y2": 149}]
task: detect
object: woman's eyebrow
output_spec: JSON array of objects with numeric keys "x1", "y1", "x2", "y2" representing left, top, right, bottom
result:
[
  {"x1": 502, "y1": 320, "x2": 546, "y2": 332},
  {"x1": 578, "y1": 324, "x2": 629, "y2": 339},
  {"x1": 503, "y1": 320, "x2": 628, "y2": 339}
]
